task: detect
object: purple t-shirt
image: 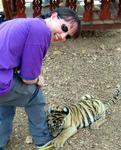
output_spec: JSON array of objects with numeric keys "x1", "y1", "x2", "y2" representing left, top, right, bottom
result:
[{"x1": 0, "y1": 18, "x2": 51, "y2": 95}]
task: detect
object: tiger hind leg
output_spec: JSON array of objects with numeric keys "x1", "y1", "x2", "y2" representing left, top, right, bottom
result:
[{"x1": 90, "y1": 114, "x2": 106, "y2": 129}]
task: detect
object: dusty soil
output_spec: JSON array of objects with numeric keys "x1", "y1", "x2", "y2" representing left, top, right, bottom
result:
[{"x1": 5, "y1": 30, "x2": 121, "y2": 150}]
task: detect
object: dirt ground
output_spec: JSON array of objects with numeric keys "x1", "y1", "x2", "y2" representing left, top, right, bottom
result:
[{"x1": 3, "y1": 30, "x2": 120, "y2": 150}]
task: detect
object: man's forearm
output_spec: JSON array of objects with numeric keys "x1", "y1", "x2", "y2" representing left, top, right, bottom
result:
[
  {"x1": 22, "y1": 75, "x2": 44, "y2": 87},
  {"x1": 22, "y1": 78, "x2": 38, "y2": 84}
]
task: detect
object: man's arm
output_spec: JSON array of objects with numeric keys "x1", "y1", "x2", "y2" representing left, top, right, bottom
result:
[
  {"x1": 22, "y1": 78, "x2": 38, "y2": 84},
  {"x1": 22, "y1": 75, "x2": 44, "y2": 87}
]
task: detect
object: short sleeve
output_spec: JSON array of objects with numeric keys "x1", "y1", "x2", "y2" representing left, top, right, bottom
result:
[{"x1": 20, "y1": 44, "x2": 43, "y2": 80}]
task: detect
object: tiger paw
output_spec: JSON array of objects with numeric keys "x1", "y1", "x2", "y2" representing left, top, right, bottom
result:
[
  {"x1": 90, "y1": 125, "x2": 99, "y2": 130},
  {"x1": 90, "y1": 124, "x2": 99, "y2": 129},
  {"x1": 52, "y1": 137, "x2": 65, "y2": 148}
]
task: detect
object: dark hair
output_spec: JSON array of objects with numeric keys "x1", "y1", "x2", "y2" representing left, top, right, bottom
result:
[
  {"x1": 41, "y1": 7, "x2": 80, "y2": 38},
  {"x1": 53, "y1": 7, "x2": 81, "y2": 38}
]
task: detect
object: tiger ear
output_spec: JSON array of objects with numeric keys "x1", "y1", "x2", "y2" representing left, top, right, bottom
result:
[
  {"x1": 63, "y1": 107, "x2": 69, "y2": 114},
  {"x1": 48, "y1": 103, "x2": 56, "y2": 113},
  {"x1": 48, "y1": 106, "x2": 52, "y2": 113}
]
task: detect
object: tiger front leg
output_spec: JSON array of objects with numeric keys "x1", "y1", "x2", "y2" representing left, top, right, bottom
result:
[{"x1": 52, "y1": 126, "x2": 77, "y2": 148}]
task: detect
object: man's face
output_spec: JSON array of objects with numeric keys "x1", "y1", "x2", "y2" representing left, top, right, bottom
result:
[{"x1": 50, "y1": 12, "x2": 77, "y2": 42}]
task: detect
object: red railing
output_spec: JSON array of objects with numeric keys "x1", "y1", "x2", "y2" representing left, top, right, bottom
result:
[{"x1": 2, "y1": 0, "x2": 121, "y2": 30}]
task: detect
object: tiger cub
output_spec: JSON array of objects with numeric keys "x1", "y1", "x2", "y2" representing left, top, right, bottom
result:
[{"x1": 47, "y1": 84, "x2": 120, "y2": 148}]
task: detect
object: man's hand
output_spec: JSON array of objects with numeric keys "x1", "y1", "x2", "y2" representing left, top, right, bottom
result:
[
  {"x1": 22, "y1": 75, "x2": 44, "y2": 87},
  {"x1": 36, "y1": 75, "x2": 44, "y2": 87}
]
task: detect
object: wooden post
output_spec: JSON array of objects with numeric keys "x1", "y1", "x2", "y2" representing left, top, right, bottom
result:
[
  {"x1": 65, "y1": 0, "x2": 77, "y2": 11},
  {"x1": 16, "y1": 0, "x2": 26, "y2": 18},
  {"x1": 33, "y1": 0, "x2": 42, "y2": 17},
  {"x1": 50, "y1": 0, "x2": 60, "y2": 11},
  {"x1": 118, "y1": 0, "x2": 121, "y2": 19},
  {"x1": 2, "y1": 0, "x2": 12, "y2": 20},
  {"x1": 83, "y1": 0, "x2": 93, "y2": 22},
  {"x1": 12, "y1": 0, "x2": 17, "y2": 12},
  {"x1": 100, "y1": 0, "x2": 111, "y2": 20}
]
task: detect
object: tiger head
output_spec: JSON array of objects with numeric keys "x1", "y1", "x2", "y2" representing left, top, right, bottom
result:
[{"x1": 47, "y1": 103, "x2": 69, "y2": 137}]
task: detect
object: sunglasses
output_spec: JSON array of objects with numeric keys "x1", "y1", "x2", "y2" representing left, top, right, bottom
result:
[
  {"x1": 61, "y1": 24, "x2": 71, "y2": 39},
  {"x1": 58, "y1": 16, "x2": 71, "y2": 39}
]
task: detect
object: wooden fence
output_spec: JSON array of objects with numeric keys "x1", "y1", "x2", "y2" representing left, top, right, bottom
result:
[{"x1": 2, "y1": 0, "x2": 121, "y2": 30}]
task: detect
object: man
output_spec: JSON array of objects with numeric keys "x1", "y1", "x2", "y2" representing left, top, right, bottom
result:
[{"x1": 0, "y1": 7, "x2": 80, "y2": 150}]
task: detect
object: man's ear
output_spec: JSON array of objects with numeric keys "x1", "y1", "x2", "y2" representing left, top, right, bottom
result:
[{"x1": 50, "y1": 12, "x2": 58, "y2": 20}]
